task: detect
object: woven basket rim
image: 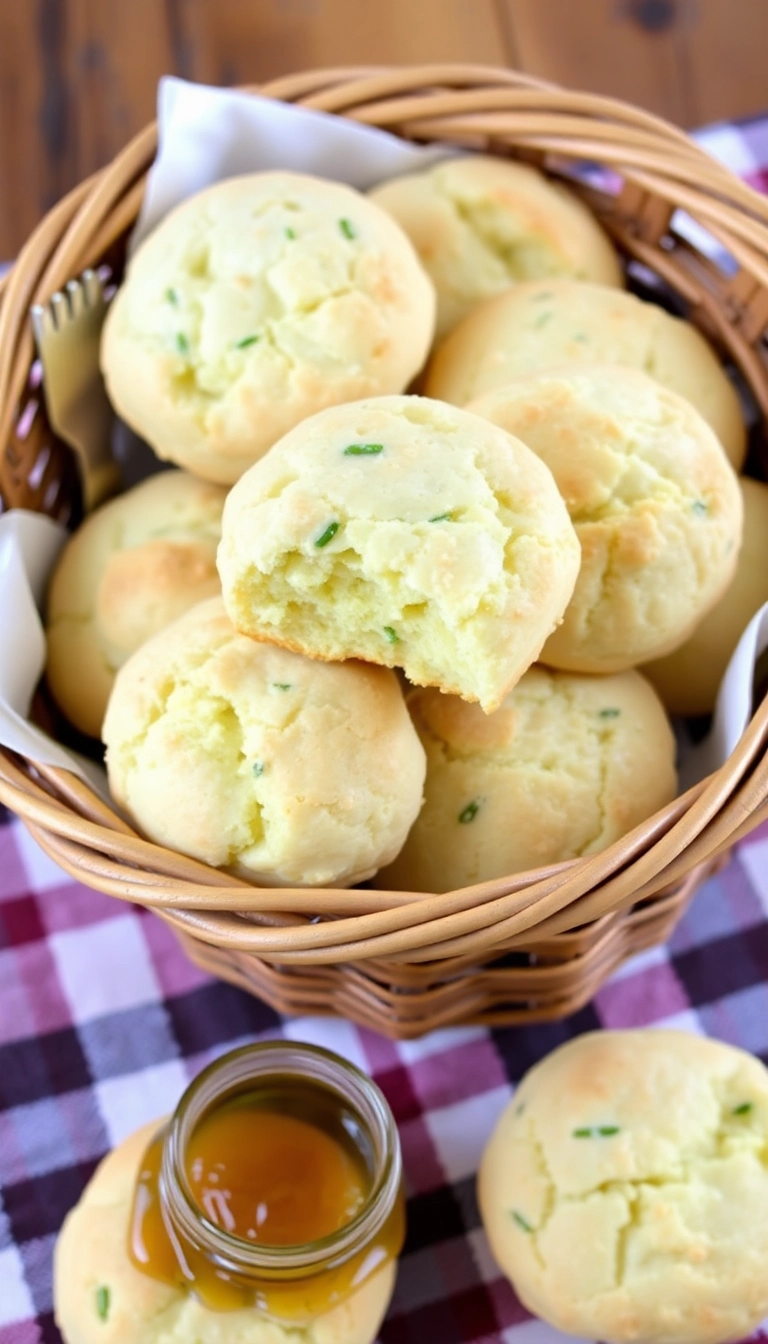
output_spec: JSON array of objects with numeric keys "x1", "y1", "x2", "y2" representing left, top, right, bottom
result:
[{"x1": 1, "y1": 63, "x2": 768, "y2": 970}]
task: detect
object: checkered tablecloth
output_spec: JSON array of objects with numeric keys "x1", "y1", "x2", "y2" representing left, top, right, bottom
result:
[{"x1": 3, "y1": 115, "x2": 768, "y2": 1344}]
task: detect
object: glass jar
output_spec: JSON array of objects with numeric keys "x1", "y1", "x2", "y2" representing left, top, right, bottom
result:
[{"x1": 128, "y1": 1041, "x2": 405, "y2": 1324}]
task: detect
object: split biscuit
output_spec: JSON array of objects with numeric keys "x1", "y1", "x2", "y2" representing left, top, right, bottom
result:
[{"x1": 217, "y1": 395, "x2": 581, "y2": 713}]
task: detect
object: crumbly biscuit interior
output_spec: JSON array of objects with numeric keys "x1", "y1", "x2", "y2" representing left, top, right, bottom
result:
[{"x1": 219, "y1": 398, "x2": 578, "y2": 712}]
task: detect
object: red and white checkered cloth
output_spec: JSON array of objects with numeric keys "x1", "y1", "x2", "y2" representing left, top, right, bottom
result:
[{"x1": 3, "y1": 117, "x2": 768, "y2": 1344}]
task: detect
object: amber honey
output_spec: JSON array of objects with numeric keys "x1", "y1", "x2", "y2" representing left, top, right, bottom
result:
[{"x1": 128, "y1": 1044, "x2": 405, "y2": 1323}]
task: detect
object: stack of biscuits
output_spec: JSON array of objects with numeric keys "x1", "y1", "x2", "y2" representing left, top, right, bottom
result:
[
  {"x1": 46, "y1": 154, "x2": 768, "y2": 1344},
  {"x1": 45, "y1": 157, "x2": 764, "y2": 893}
]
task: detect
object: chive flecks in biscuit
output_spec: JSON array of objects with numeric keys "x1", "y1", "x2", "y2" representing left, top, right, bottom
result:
[
  {"x1": 533, "y1": 311, "x2": 552, "y2": 328},
  {"x1": 370, "y1": 159, "x2": 623, "y2": 339},
  {"x1": 459, "y1": 800, "x2": 481, "y2": 824},
  {"x1": 599, "y1": 708, "x2": 621, "y2": 719},
  {"x1": 101, "y1": 174, "x2": 436, "y2": 484},
  {"x1": 175, "y1": 332, "x2": 189, "y2": 354},
  {"x1": 102, "y1": 599, "x2": 427, "y2": 887},
  {"x1": 217, "y1": 398, "x2": 581, "y2": 715},
  {"x1": 235, "y1": 334, "x2": 260, "y2": 349},
  {"x1": 315, "y1": 521, "x2": 340, "y2": 549},
  {"x1": 465, "y1": 366, "x2": 743, "y2": 672},
  {"x1": 95, "y1": 1286, "x2": 110, "y2": 1321},
  {"x1": 733, "y1": 1101, "x2": 754, "y2": 1115},
  {"x1": 573, "y1": 1125, "x2": 620, "y2": 1138},
  {"x1": 429, "y1": 512, "x2": 453, "y2": 523},
  {"x1": 376, "y1": 668, "x2": 677, "y2": 893},
  {"x1": 426, "y1": 279, "x2": 746, "y2": 469},
  {"x1": 511, "y1": 1210, "x2": 533, "y2": 1233},
  {"x1": 478, "y1": 1030, "x2": 768, "y2": 1343}
]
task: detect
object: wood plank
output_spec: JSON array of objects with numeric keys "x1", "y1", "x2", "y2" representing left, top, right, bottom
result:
[
  {"x1": 0, "y1": 0, "x2": 176, "y2": 259},
  {"x1": 176, "y1": 0, "x2": 509, "y2": 87},
  {"x1": 0, "y1": 0, "x2": 510, "y2": 260},
  {"x1": 0, "y1": 0, "x2": 50, "y2": 258},
  {"x1": 502, "y1": 0, "x2": 692, "y2": 126},
  {"x1": 4, "y1": 0, "x2": 768, "y2": 263},
  {"x1": 682, "y1": 0, "x2": 768, "y2": 128},
  {"x1": 65, "y1": 0, "x2": 175, "y2": 178}
]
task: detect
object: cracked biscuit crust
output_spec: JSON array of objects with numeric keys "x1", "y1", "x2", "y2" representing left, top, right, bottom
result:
[
  {"x1": 217, "y1": 395, "x2": 581, "y2": 715},
  {"x1": 374, "y1": 666, "x2": 676, "y2": 892},
  {"x1": 45, "y1": 470, "x2": 227, "y2": 739},
  {"x1": 102, "y1": 597, "x2": 426, "y2": 887},
  {"x1": 101, "y1": 172, "x2": 436, "y2": 484},
  {"x1": 468, "y1": 367, "x2": 743, "y2": 673},
  {"x1": 370, "y1": 155, "x2": 622, "y2": 340},
  {"x1": 479, "y1": 1030, "x2": 768, "y2": 1344},
  {"x1": 54, "y1": 1121, "x2": 396, "y2": 1344},
  {"x1": 425, "y1": 279, "x2": 746, "y2": 469}
]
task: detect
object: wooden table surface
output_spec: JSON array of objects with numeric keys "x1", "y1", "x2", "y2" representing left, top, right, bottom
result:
[{"x1": 0, "y1": 0, "x2": 767, "y2": 260}]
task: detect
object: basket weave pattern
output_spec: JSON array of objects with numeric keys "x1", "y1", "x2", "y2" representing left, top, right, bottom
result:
[{"x1": 1, "y1": 67, "x2": 767, "y2": 1038}]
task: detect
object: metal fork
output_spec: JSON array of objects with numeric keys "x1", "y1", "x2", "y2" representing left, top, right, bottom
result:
[{"x1": 31, "y1": 269, "x2": 120, "y2": 514}]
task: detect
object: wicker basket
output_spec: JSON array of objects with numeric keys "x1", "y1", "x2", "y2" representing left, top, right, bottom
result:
[{"x1": 1, "y1": 66, "x2": 768, "y2": 1040}]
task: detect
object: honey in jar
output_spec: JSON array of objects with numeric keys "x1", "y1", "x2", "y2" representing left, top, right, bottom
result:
[{"x1": 128, "y1": 1042, "x2": 405, "y2": 1324}]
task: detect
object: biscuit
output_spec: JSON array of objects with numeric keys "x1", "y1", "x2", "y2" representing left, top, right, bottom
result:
[
  {"x1": 101, "y1": 172, "x2": 436, "y2": 484},
  {"x1": 102, "y1": 597, "x2": 426, "y2": 887},
  {"x1": 46, "y1": 470, "x2": 227, "y2": 738},
  {"x1": 54, "y1": 1120, "x2": 395, "y2": 1344},
  {"x1": 375, "y1": 667, "x2": 677, "y2": 892},
  {"x1": 478, "y1": 1030, "x2": 768, "y2": 1344},
  {"x1": 370, "y1": 155, "x2": 622, "y2": 339},
  {"x1": 644, "y1": 477, "x2": 768, "y2": 714},
  {"x1": 425, "y1": 279, "x2": 746, "y2": 468},
  {"x1": 217, "y1": 395, "x2": 581, "y2": 714},
  {"x1": 468, "y1": 367, "x2": 743, "y2": 673}
]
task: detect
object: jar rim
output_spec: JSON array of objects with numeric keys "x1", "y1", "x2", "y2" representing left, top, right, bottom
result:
[{"x1": 160, "y1": 1040, "x2": 402, "y2": 1277}]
